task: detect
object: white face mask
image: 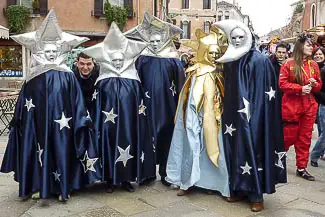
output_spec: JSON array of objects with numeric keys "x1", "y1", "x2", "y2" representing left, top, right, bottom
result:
[
  {"x1": 213, "y1": 20, "x2": 253, "y2": 63},
  {"x1": 43, "y1": 43, "x2": 58, "y2": 62},
  {"x1": 149, "y1": 34, "x2": 162, "y2": 52},
  {"x1": 230, "y1": 28, "x2": 246, "y2": 48},
  {"x1": 111, "y1": 52, "x2": 125, "y2": 70}
]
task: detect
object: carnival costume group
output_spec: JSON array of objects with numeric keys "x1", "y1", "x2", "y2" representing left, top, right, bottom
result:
[{"x1": 1, "y1": 9, "x2": 287, "y2": 211}]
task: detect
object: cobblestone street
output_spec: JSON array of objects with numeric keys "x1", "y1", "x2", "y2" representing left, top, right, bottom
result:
[{"x1": 0, "y1": 132, "x2": 325, "y2": 217}]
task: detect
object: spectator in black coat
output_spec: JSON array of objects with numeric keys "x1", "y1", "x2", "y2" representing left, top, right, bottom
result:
[
  {"x1": 73, "y1": 52, "x2": 99, "y2": 110},
  {"x1": 269, "y1": 42, "x2": 290, "y2": 79}
]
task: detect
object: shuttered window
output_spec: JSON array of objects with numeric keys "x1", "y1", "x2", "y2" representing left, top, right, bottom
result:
[
  {"x1": 203, "y1": 0, "x2": 211, "y2": 9},
  {"x1": 39, "y1": 0, "x2": 48, "y2": 15},
  {"x1": 180, "y1": 21, "x2": 191, "y2": 39},
  {"x1": 182, "y1": 0, "x2": 189, "y2": 9},
  {"x1": 94, "y1": 0, "x2": 104, "y2": 17},
  {"x1": 7, "y1": 0, "x2": 17, "y2": 6}
]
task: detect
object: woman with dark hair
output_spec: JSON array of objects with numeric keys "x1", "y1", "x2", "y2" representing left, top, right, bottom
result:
[
  {"x1": 279, "y1": 33, "x2": 322, "y2": 181},
  {"x1": 310, "y1": 46, "x2": 325, "y2": 166}
]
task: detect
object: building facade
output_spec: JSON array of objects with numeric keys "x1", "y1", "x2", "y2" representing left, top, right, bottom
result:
[
  {"x1": 168, "y1": 0, "x2": 253, "y2": 40},
  {"x1": 0, "y1": 0, "x2": 155, "y2": 80},
  {"x1": 301, "y1": 0, "x2": 325, "y2": 30}
]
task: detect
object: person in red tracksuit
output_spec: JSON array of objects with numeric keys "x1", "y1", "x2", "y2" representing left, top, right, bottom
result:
[{"x1": 279, "y1": 33, "x2": 322, "y2": 181}]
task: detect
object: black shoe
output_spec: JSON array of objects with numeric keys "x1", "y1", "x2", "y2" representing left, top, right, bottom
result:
[
  {"x1": 296, "y1": 169, "x2": 315, "y2": 181},
  {"x1": 139, "y1": 176, "x2": 156, "y2": 186},
  {"x1": 161, "y1": 177, "x2": 171, "y2": 186},
  {"x1": 311, "y1": 161, "x2": 319, "y2": 167},
  {"x1": 121, "y1": 181, "x2": 135, "y2": 193},
  {"x1": 106, "y1": 182, "x2": 114, "y2": 193}
]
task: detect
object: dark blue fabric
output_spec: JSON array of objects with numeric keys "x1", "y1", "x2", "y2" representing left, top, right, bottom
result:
[
  {"x1": 222, "y1": 50, "x2": 287, "y2": 196},
  {"x1": 1, "y1": 70, "x2": 101, "y2": 200},
  {"x1": 135, "y1": 56, "x2": 185, "y2": 172},
  {"x1": 91, "y1": 77, "x2": 156, "y2": 185}
]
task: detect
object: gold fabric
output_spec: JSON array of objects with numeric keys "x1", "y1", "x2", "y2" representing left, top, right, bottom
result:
[{"x1": 177, "y1": 28, "x2": 227, "y2": 168}]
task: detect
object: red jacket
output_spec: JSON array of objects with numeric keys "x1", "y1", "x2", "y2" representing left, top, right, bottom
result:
[{"x1": 279, "y1": 58, "x2": 322, "y2": 122}]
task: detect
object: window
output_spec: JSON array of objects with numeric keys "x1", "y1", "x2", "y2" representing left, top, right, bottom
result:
[
  {"x1": 203, "y1": 0, "x2": 211, "y2": 9},
  {"x1": 104, "y1": 0, "x2": 124, "y2": 7},
  {"x1": 153, "y1": 0, "x2": 158, "y2": 16},
  {"x1": 311, "y1": 4, "x2": 316, "y2": 28},
  {"x1": 20, "y1": 0, "x2": 32, "y2": 9},
  {"x1": 218, "y1": 11, "x2": 223, "y2": 21},
  {"x1": 181, "y1": 21, "x2": 191, "y2": 39},
  {"x1": 225, "y1": 11, "x2": 230, "y2": 20},
  {"x1": 182, "y1": 0, "x2": 189, "y2": 9},
  {"x1": 204, "y1": 21, "x2": 211, "y2": 34}
]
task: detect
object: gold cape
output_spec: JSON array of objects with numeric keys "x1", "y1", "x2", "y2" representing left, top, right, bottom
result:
[{"x1": 176, "y1": 28, "x2": 227, "y2": 167}]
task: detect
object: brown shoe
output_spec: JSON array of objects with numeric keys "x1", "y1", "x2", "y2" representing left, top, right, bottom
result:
[
  {"x1": 224, "y1": 195, "x2": 244, "y2": 202},
  {"x1": 251, "y1": 201, "x2": 264, "y2": 212},
  {"x1": 177, "y1": 189, "x2": 186, "y2": 196}
]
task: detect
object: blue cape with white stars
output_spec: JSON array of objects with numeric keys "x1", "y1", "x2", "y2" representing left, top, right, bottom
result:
[
  {"x1": 90, "y1": 77, "x2": 156, "y2": 185},
  {"x1": 1, "y1": 70, "x2": 101, "y2": 200},
  {"x1": 135, "y1": 56, "x2": 185, "y2": 170},
  {"x1": 222, "y1": 49, "x2": 287, "y2": 196}
]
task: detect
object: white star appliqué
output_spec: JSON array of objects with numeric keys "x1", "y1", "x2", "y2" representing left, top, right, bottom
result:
[
  {"x1": 24, "y1": 98, "x2": 35, "y2": 112},
  {"x1": 102, "y1": 108, "x2": 118, "y2": 124},
  {"x1": 138, "y1": 99, "x2": 147, "y2": 116},
  {"x1": 169, "y1": 80, "x2": 176, "y2": 96},
  {"x1": 237, "y1": 97, "x2": 251, "y2": 122},
  {"x1": 145, "y1": 91, "x2": 151, "y2": 99},
  {"x1": 275, "y1": 151, "x2": 286, "y2": 169},
  {"x1": 141, "y1": 151, "x2": 145, "y2": 163},
  {"x1": 224, "y1": 124, "x2": 236, "y2": 136},
  {"x1": 54, "y1": 112, "x2": 72, "y2": 130},
  {"x1": 37, "y1": 143, "x2": 43, "y2": 167},
  {"x1": 53, "y1": 170, "x2": 61, "y2": 182},
  {"x1": 92, "y1": 90, "x2": 98, "y2": 101},
  {"x1": 265, "y1": 86, "x2": 276, "y2": 101},
  {"x1": 240, "y1": 162, "x2": 252, "y2": 175},
  {"x1": 115, "y1": 145, "x2": 134, "y2": 167},
  {"x1": 80, "y1": 151, "x2": 98, "y2": 173},
  {"x1": 86, "y1": 110, "x2": 91, "y2": 119}
]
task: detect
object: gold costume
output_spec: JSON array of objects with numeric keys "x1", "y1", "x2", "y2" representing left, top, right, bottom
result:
[{"x1": 177, "y1": 27, "x2": 228, "y2": 167}]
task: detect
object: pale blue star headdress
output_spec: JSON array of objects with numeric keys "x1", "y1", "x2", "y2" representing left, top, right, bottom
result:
[
  {"x1": 82, "y1": 22, "x2": 148, "y2": 84},
  {"x1": 124, "y1": 12, "x2": 183, "y2": 58},
  {"x1": 11, "y1": 9, "x2": 89, "y2": 82}
]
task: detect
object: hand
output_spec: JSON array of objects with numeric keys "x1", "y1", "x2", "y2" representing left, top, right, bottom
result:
[
  {"x1": 302, "y1": 85, "x2": 312, "y2": 94},
  {"x1": 309, "y1": 78, "x2": 318, "y2": 87}
]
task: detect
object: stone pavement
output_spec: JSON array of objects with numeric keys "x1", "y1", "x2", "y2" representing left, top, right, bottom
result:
[{"x1": 0, "y1": 132, "x2": 325, "y2": 217}]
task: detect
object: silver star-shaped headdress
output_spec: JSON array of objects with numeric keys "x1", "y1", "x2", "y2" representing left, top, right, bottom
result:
[
  {"x1": 124, "y1": 12, "x2": 183, "y2": 58},
  {"x1": 11, "y1": 9, "x2": 89, "y2": 82},
  {"x1": 82, "y1": 22, "x2": 147, "y2": 83}
]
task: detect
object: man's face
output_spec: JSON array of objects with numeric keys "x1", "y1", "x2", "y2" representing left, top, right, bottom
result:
[
  {"x1": 230, "y1": 28, "x2": 246, "y2": 48},
  {"x1": 275, "y1": 47, "x2": 288, "y2": 63},
  {"x1": 149, "y1": 34, "x2": 162, "y2": 52},
  {"x1": 43, "y1": 44, "x2": 58, "y2": 62},
  {"x1": 111, "y1": 52, "x2": 125, "y2": 70},
  {"x1": 77, "y1": 57, "x2": 95, "y2": 77}
]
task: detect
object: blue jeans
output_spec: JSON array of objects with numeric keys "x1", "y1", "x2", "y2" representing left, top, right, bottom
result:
[{"x1": 311, "y1": 104, "x2": 325, "y2": 162}]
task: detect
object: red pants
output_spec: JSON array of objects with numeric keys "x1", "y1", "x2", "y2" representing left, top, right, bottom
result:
[{"x1": 283, "y1": 105, "x2": 317, "y2": 169}]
